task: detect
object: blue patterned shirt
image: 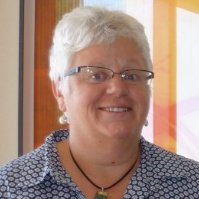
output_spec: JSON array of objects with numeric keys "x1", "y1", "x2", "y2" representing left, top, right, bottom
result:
[{"x1": 0, "y1": 129, "x2": 199, "y2": 198}]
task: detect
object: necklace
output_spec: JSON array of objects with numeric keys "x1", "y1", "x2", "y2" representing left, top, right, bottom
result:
[{"x1": 69, "y1": 147, "x2": 139, "y2": 199}]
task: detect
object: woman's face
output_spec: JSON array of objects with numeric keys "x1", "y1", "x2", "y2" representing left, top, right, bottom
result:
[{"x1": 58, "y1": 38, "x2": 151, "y2": 141}]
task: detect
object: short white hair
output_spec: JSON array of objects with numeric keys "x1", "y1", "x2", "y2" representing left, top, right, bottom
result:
[{"x1": 49, "y1": 6, "x2": 152, "y2": 81}]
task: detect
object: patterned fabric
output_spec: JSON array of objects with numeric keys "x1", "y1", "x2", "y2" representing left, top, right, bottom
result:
[{"x1": 0, "y1": 129, "x2": 199, "y2": 198}]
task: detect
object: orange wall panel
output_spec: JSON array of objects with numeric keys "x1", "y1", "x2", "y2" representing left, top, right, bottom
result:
[{"x1": 153, "y1": 0, "x2": 177, "y2": 152}]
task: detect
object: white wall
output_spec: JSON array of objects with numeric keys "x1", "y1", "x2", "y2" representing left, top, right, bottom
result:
[
  {"x1": 0, "y1": 0, "x2": 20, "y2": 166},
  {"x1": 177, "y1": 8, "x2": 199, "y2": 161}
]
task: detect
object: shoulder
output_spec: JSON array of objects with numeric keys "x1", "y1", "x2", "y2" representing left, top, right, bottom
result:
[
  {"x1": 0, "y1": 129, "x2": 69, "y2": 190},
  {"x1": 128, "y1": 138, "x2": 199, "y2": 198},
  {"x1": 141, "y1": 138, "x2": 199, "y2": 177},
  {"x1": 0, "y1": 145, "x2": 46, "y2": 187}
]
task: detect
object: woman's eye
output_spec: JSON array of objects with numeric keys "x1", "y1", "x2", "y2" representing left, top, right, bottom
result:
[
  {"x1": 90, "y1": 72, "x2": 107, "y2": 81},
  {"x1": 126, "y1": 74, "x2": 140, "y2": 81}
]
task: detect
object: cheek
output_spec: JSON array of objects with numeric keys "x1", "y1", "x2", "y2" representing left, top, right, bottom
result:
[
  {"x1": 64, "y1": 80, "x2": 99, "y2": 111},
  {"x1": 141, "y1": 89, "x2": 151, "y2": 116},
  {"x1": 132, "y1": 86, "x2": 150, "y2": 101},
  {"x1": 132, "y1": 87, "x2": 151, "y2": 114}
]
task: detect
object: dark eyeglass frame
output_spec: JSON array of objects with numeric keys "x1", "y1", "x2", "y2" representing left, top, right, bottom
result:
[{"x1": 62, "y1": 66, "x2": 154, "y2": 84}]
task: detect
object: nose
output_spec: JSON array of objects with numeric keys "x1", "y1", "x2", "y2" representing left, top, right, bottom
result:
[{"x1": 106, "y1": 74, "x2": 129, "y2": 96}]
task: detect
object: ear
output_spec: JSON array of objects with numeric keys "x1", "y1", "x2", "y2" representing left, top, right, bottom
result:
[{"x1": 51, "y1": 80, "x2": 67, "y2": 112}]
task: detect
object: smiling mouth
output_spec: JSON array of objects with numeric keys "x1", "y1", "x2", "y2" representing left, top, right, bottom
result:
[{"x1": 99, "y1": 107, "x2": 132, "y2": 112}]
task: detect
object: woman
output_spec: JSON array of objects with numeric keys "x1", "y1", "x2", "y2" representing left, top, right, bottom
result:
[{"x1": 0, "y1": 6, "x2": 199, "y2": 199}]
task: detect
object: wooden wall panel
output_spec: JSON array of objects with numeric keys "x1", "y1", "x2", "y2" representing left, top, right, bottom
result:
[
  {"x1": 34, "y1": 0, "x2": 79, "y2": 148},
  {"x1": 34, "y1": 0, "x2": 57, "y2": 148}
]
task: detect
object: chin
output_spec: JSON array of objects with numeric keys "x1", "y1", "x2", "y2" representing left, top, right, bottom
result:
[{"x1": 106, "y1": 125, "x2": 135, "y2": 140}]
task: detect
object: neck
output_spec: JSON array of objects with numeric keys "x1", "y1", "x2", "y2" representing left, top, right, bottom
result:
[
  {"x1": 69, "y1": 145, "x2": 139, "y2": 190},
  {"x1": 56, "y1": 132, "x2": 141, "y2": 199},
  {"x1": 68, "y1": 129, "x2": 140, "y2": 167},
  {"x1": 67, "y1": 139, "x2": 140, "y2": 191}
]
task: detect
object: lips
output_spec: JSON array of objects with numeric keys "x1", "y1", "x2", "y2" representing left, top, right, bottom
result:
[{"x1": 99, "y1": 107, "x2": 132, "y2": 112}]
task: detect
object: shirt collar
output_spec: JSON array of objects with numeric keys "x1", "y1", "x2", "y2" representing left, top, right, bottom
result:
[
  {"x1": 140, "y1": 137, "x2": 189, "y2": 178},
  {"x1": 17, "y1": 131, "x2": 190, "y2": 190},
  {"x1": 126, "y1": 137, "x2": 190, "y2": 197},
  {"x1": 17, "y1": 129, "x2": 71, "y2": 189}
]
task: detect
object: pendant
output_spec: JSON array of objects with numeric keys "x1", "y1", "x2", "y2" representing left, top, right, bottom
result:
[{"x1": 94, "y1": 189, "x2": 108, "y2": 199}]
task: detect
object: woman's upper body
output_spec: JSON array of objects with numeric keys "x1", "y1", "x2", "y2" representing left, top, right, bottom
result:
[
  {"x1": 0, "y1": 6, "x2": 199, "y2": 198},
  {"x1": 0, "y1": 129, "x2": 199, "y2": 199},
  {"x1": 49, "y1": 6, "x2": 153, "y2": 198}
]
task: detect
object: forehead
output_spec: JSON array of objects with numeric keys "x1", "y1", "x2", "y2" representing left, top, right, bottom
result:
[{"x1": 69, "y1": 38, "x2": 145, "y2": 69}]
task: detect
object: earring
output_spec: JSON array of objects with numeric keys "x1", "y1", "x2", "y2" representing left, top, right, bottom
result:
[
  {"x1": 144, "y1": 120, "x2": 148, "y2": 127},
  {"x1": 59, "y1": 112, "x2": 68, "y2": 124}
]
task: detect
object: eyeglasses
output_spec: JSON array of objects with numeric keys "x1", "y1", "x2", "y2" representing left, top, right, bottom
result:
[{"x1": 63, "y1": 66, "x2": 154, "y2": 85}]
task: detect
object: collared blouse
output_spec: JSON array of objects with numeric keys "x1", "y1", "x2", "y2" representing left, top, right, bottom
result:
[{"x1": 0, "y1": 129, "x2": 199, "y2": 198}]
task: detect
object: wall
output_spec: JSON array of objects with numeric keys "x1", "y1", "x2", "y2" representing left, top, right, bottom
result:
[{"x1": 0, "y1": 0, "x2": 20, "y2": 166}]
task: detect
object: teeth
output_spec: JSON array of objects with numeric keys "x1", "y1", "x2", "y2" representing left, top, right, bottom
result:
[{"x1": 103, "y1": 107, "x2": 129, "y2": 112}]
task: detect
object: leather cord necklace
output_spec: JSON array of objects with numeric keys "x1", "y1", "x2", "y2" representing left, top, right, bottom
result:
[{"x1": 69, "y1": 147, "x2": 139, "y2": 199}]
